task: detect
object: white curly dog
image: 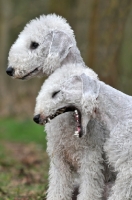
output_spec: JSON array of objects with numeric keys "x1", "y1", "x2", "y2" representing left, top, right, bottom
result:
[
  {"x1": 7, "y1": 14, "x2": 84, "y2": 79},
  {"x1": 34, "y1": 63, "x2": 132, "y2": 200},
  {"x1": 7, "y1": 14, "x2": 115, "y2": 199}
]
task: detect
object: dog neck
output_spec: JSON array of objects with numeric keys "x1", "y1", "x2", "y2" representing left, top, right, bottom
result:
[
  {"x1": 96, "y1": 81, "x2": 132, "y2": 131},
  {"x1": 61, "y1": 46, "x2": 85, "y2": 67}
]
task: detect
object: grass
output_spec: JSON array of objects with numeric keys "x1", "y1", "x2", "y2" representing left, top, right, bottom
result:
[
  {"x1": 0, "y1": 118, "x2": 46, "y2": 148},
  {"x1": 0, "y1": 118, "x2": 49, "y2": 200}
]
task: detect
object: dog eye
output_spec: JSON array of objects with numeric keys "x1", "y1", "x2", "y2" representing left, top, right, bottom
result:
[
  {"x1": 52, "y1": 91, "x2": 60, "y2": 98},
  {"x1": 30, "y1": 42, "x2": 39, "y2": 49}
]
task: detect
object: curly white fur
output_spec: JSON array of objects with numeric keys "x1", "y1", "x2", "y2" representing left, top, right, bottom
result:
[
  {"x1": 7, "y1": 14, "x2": 84, "y2": 79},
  {"x1": 34, "y1": 64, "x2": 119, "y2": 200},
  {"x1": 7, "y1": 14, "x2": 116, "y2": 199}
]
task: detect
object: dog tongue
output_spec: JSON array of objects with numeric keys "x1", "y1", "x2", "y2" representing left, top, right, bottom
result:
[
  {"x1": 75, "y1": 126, "x2": 82, "y2": 137},
  {"x1": 73, "y1": 110, "x2": 83, "y2": 137},
  {"x1": 77, "y1": 126, "x2": 81, "y2": 132},
  {"x1": 78, "y1": 126, "x2": 83, "y2": 137}
]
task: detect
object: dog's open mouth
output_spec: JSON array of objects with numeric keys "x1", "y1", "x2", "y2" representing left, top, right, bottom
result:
[
  {"x1": 21, "y1": 67, "x2": 39, "y2": 80},
  {"x1": 43, "y1": 106, "x2": 83, "y2": 137}
]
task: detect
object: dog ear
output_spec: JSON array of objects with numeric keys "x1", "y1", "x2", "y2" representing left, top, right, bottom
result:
[
  {"x1": 80, "y1": 73, "x2": 100, "y2": 99},
  {"x1": 44, "y1": 30, "x2": 73, "y2": 74},
  {"x1": 80, "y1": 73, "x2": 100, "y2": 115},
  {"x1": 49, "y1": 30, "x2": 73, "y2": 62},
  {"x1": 65, "y1": 74, "x2": 100, "y2": 136},
  {"x1": 80, "y1": 73, "x2": 100, "y2": 135}
]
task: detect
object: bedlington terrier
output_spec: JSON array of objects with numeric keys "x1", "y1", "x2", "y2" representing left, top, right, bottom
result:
[
  {"x1": 7, "y1": 14, "x2": 84, "y2": 79},
  {"x1": 33, "y1": 64, "x2": 122, "y2": 200},
  {"x1": 7, "y1": 14, "x2": 115, "y2": 199}
]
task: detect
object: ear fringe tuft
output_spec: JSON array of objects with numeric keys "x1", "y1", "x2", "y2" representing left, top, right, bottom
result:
[{"x1": 81, "y1": 95, "x2": 98, "y2": 116}]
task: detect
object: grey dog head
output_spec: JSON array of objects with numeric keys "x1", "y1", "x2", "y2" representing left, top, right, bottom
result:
[
  {"x1": 7, "y1": 14, "x2": 76, "y2": 79},
  {"x1": 34, "y1": 65, "x2": 99, "y2": 136}
]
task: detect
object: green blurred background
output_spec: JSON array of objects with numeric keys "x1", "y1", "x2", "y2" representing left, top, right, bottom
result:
[{"x1": 0, "y1": 0, "x2": 132, "y2": 198}]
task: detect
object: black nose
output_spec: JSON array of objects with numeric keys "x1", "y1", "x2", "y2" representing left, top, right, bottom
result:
[
  {"x1": 6, "y1": 67, "x2": 14, "y2": 76},
  {"x1": 33, "y1": 114, "x2": 40, "y2": 124}
]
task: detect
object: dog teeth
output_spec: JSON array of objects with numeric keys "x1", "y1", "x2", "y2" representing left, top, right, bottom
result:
[
  {"x1": 74, "y1": 134, "x2": 79, "y2": 138},
  {"x1": 74, "y1": 131, "x2": 79, "y2": 137},
  {"x1": 44, "y1": 108, "x2": 67, "y2": 124},
  {"x1": 56, "y1": 108, "x2": 66, "y2": 116},
  {"x1": 74, "y1": 110, "x2": 78, "y2": 114},
  {"x1": 75, "y1": 131, "x2": 79, "y2": 134}
]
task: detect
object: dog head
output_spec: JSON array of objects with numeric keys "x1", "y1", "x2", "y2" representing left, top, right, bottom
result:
[
  {"x1": 7, "y1": 14, "x2": 76, "y2": 79},
  {"x1": 34, "y1": 65, "x2": 99, "y2": 137}
]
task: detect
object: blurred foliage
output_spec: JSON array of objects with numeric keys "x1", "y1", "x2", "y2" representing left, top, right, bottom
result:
[
  {"x1": 0, "y1": 118, "x2": 48, "y2": 199},
  {"x1": 0, "y1": 0, "x2": 132, "y2": 118},
  {"x1": 0, "y1": 118, "x2": 46, "y2": 147},
  {"x1": 88, "y1": 0, "x2": 132, "y2": 87}
]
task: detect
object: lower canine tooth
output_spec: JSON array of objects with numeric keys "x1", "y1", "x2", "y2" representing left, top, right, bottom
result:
[
  {"x1": 75, "y1": 130, "x2": 79, "y2": 133},
  {"x1": 74, "y1": 131, "x2": 79, "y2": 137},
  {"x1": 74, "y1": 134, "x2": 79, "y2": 137}
]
